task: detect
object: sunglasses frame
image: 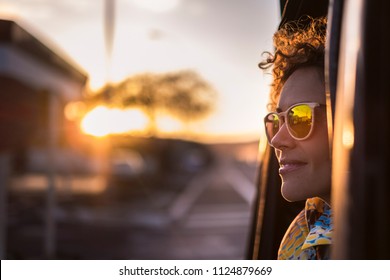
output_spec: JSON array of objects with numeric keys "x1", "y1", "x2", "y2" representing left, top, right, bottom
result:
[{"x1": 264, "y1": 102, "x2": 322, "y2": 145}]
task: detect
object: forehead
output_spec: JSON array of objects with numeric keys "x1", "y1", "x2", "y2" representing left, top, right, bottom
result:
[{"x1": 277, "y1": 67, "x2": 326, "y2": 111}]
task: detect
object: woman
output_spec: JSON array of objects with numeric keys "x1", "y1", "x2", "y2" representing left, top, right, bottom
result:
[{"x1": 259, "y1": 17, "x2": 332, "y2": 259}]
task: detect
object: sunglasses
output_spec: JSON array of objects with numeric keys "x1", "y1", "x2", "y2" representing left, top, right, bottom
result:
[{"x1": 264, "y1": 102, "x2": 325, "y2": 145}]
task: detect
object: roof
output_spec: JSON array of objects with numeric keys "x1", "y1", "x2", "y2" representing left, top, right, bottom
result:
[{"x1": 0, "y1": 19, "x2": 87, "y2": 84}]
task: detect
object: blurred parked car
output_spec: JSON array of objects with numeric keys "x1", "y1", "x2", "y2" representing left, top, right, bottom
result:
[{"x1": 108, "y1": 148, "x2": 158, "y2": 184}]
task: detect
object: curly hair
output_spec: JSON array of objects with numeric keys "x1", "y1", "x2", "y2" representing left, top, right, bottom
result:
[{"x1": 259, "y1": 17, "x2": 327, "y2": 110}]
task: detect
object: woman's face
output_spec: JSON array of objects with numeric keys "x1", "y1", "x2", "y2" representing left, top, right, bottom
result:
[{"x1": 271, "y1": 66, "x2": 331, "y2": 203}]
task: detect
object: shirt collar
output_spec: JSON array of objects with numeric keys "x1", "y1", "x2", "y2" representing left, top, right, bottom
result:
[{"x1": 301, "y1": 197, "x2": 333, "y2": 250}]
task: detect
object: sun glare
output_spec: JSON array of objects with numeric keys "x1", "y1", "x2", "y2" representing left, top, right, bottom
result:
[
  {"x1": 81, "y1": 106, "x2": 149, "y2": 137},
  {"x1": 156, "y1": 115, "x2": 182, "y2": 133},
  {"x1": 64, "y1": 101, "x2": 85, "y2": 121}
]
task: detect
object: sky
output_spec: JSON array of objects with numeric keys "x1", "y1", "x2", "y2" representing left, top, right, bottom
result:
[{"x1": 0, "y1": 0, "x2": 280, "y2": 142}]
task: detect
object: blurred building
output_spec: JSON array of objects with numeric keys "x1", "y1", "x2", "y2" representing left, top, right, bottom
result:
[
  {"x1": 0, "y1": 18, "x2": 88, "y2": 173},
  {"x1": 0, "y1": 18, "x2": 91, "y2": 259}
]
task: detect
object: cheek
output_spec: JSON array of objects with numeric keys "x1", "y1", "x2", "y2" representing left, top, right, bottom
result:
[
  {"x1": 310, "y1": 120, "x2": 330, "y2": 163},
  {"x1": 306, "y1": 126, "x2": 331, "y2": 186},
  {"x1": 313, "y1": 138, "x2": 330, "y2": 163}
]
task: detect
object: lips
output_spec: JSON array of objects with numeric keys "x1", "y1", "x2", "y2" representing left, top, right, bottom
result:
[{"x1": 279, "y1": 159, "x2": 307, "y2": 175}]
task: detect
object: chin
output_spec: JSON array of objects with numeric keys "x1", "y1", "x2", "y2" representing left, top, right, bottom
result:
[
  {"x1": 281, "y1": 189, "x2": 298, "y2": 202},
  {"x1": 281, "y1": 182, "x2": 308, "y2": 202},
  {"x1": 281, "y1": 193, "x2": 302, "y2": 202}
]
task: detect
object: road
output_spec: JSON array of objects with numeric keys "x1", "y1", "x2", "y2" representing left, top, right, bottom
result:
[{"x1": 6, "y1": 143, "x2": 259, "y2": 259}]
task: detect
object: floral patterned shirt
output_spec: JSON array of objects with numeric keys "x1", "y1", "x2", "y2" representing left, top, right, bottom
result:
[{"x1": 277, "y1": 197, "x2": 333, "y2": 260}]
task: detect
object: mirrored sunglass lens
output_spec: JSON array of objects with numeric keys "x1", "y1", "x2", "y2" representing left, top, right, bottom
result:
[
  {"x1": 265, "y1": 114, "x2": 280, "y2": 140},
  {"x1": 287, "y1": 104, "x2": 313, "y2": 138}
]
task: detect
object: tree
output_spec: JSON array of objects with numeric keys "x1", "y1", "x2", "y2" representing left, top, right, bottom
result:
[
  {"x1": 160, "y1": 70, "x2": 217, "y2": 125},
  {"x1": 87, "y1": 70, "x2": 217, "y2": 135}
]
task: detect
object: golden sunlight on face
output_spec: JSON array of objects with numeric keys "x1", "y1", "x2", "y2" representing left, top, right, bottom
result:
[{"x1": 81, "y1": 106, "x2": 148, "y2": 137}]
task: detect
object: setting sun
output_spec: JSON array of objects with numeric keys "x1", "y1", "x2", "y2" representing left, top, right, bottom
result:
[
  {"x1": 156, "y1": 114, "x2": 182, "y2": 133},
  {"x1": 81, "y1": 106, "x2": 149, "y2": 137}
]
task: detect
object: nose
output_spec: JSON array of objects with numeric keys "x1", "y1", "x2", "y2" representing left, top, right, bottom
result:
[{"x1": 270, "y1": 122, "x2": 295, "y2": 150}]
